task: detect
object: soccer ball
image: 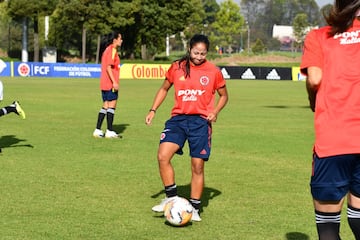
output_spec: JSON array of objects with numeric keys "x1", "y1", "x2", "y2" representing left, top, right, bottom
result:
[{"x1": 164, "y1": 197, "x2": 193, "y2": 226}]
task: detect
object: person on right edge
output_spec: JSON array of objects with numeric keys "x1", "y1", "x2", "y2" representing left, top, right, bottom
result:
[
  {"x1": 145, "y1": 34, "x2": 228, "y2": 222},
  {"x1": 301, "y1": 1, "x2": 360, "y2": 239}
]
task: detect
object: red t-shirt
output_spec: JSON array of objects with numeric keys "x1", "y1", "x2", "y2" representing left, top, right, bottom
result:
[
  {"x1": 301, "y1": 19, "x2": 360, "y2": 157},
  {"x1": 100, "y1": 45, "x2": 120, "y2": 90},
  {"x1": 165, "y1": 60, "x2": 226, "y2": 118}
]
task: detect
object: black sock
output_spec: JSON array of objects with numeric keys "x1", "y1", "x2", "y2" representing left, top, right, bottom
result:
[
  {"x1": 164, "y1": 184, "x2": 177, "y2": 198},
  {"x1": 106, "y1": 108, "x2": 115, "y2": 131},
  {"x1": 0, "y1": 107, "x2": 7, "y2": 116},
  {"x1": 96, "y1": 108, "x2": 106, "y2": 129},
  {"x1": 0, "y1": 106, "x2": 16, "y2": 117},
  {"x1": 189, "y1": 198, "x2": 201, "y2": 211},
  {"x1": 315, "y1": 210, "x2": 341, "y2": 240},
  {"x1": 348, "y1": 205, "x2": 360, "y2": 239}
]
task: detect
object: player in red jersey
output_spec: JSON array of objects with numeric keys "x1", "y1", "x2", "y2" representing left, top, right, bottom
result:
[
  {"x1": 301, "y1": 1, "x2": 360, "y2": 239},
  {"x1": 145, "y1": 34, "x2": 228, "y2": 222},
  {"x1": 93, "y1": 32, "x2": 123, "y2": 138}
]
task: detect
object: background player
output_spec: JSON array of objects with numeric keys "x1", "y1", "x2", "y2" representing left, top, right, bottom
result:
[{"x1": 93, "y1": 31, "x2": 123, "y2": 138}]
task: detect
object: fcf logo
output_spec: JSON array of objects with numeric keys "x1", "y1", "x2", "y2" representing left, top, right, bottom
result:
[
  {"x1": 18, "y1": 63, "x2": 30, "y2": 77},
  {"x1": 34, "y1": 66, "x2": 50, "y2": 75}
]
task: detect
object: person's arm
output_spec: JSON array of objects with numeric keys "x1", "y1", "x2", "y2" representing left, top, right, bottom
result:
[
  {"x1": 306, "y1": 66, "x2": 322, "y2": 112},
  {"x1": 106, "y1": 65, "x2": 118, "y2": 91},
  {"x1": 145, "y1": 79, "x2": 172, "y2": 125},
  {"x1": 207, "y1": 86, "x2": 228, "y2": 123}
]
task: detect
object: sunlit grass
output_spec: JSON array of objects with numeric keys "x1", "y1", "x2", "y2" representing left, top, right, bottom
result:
[{"x1": 0, "y1": 77, "x2": 353, "y2": 239}]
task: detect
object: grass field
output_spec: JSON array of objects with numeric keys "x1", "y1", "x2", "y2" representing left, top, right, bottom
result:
[{"x1": 0, "y1": 77, "x2": 354, "y2": 239}]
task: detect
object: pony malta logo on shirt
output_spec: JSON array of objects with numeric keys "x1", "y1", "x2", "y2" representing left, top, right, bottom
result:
[
  {"x1": 334, "y1": 30, "x2": 360, "y2": 45},
  {"x1": 178, "y1": 89, "x2": 206, "y2": 102}
]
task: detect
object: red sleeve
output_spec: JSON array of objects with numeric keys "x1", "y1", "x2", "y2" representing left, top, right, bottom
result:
[
  {"x1": 300, "y1": 29, "x2": 324, "y2": 75},
  {"x1": 165, "y1": 62, "x2": 177, "y2": 84},
  {"x1": 215, "y1": 69, "x2": 226, "y2": 89},
  {"x1": 102, "y1": 47, "x2": 112, "y2": 66}
]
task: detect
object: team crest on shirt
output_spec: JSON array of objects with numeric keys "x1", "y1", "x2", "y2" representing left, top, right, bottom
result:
[{"x1": 199, "y1": 76, "x2": 210, "y2": 86}]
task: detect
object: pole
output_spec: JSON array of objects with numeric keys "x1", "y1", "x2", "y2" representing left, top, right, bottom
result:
[
  {"x1": 166, "y1": 34, "x2": 170, "y2": 57},
  {"x1": 247, "y1": 23, "x2": 250, "y2": 55},
  {"x1": 21, "y1": 17, "x2": 28, "y2": 62}
]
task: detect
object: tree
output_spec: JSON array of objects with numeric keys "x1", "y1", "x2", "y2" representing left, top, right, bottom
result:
[
  {"x1": 240, "y1": 0, "x2": 267, "y2": 28},
  {"x1": 211, "y1": 0, "x2": 244, "y2": 53},
  {"x1": 203, "y1": 0, "x2": 220, "y2": 26},
  {"x1": 319, "y1": 4, "x2": 333, "y2": 27},
  {"x1": 49, "y1": 0, "x2": 203, "y2": 61},
  {"x1": 292, "y1": 13, "x2": 309, "y2": 50},
  {"x1": 240, "y1": 0, "x2": 320, "y2": 50},
  {"x1": 0, "y1": 2, "x2": 13, "y2": 52},
  {"x1": 51, "y1": 0, "x2": 106, "y2": 63},
  {"x1": 134, "y1": 0, "x2": 203, "y2": 59},
  {"x1": 252, "y1": 38, "x2": 266, "y2": 54},
  {"x1": 6, "y1": 0, "x2": 58, "y2": 62}
]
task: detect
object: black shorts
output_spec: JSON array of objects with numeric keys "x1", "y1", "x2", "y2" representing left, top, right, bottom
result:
[{"x1": 101, "y1": 89, "x2": 118, "y2": 101}]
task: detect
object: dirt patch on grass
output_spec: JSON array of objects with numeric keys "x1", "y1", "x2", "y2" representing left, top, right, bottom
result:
[{"x1": 211, "y1": 54, "x2": 301, "y2": 66}]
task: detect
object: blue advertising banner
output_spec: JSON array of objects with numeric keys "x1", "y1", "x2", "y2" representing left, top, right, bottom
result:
[
  {"x1": 1, "y1": 62, "x2": 102, "y2": 78},
  {"x1": 0, "y1": 59, "x2": 11, "y2": 77}
]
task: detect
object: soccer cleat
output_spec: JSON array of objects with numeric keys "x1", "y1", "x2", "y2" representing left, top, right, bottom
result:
[
  {"x1": 14, "y1": 101, "x2": 26, "y2": 119},
  {"x1": 152, "y1": 196, "x2": 178, "y2": 212},
  {"x1": 191, "y1": 208, "x2": 202, "y2": 222},
  {"x1": 105, "y1": 129, "x2": 120, "y2": 138},
  {"x1": 93, "y1": 129, "x2": 104, "y2": 138}
]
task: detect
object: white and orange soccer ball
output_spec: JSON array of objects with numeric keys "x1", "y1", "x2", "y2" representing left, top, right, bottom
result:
[{"x1": 164, "y1": 197, "x2": 193, "y2": 226}]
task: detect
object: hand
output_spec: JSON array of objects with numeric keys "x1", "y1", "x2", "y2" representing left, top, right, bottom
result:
[
  {"x1": 206, "y1": 112, "x2": 217, "y2": 123},
  {"x1": 145, "y1": 111, "x2": 155, "y2": 125},
  {"x1": 112, "y1": 82, "x2": 119, "y2": 91}
]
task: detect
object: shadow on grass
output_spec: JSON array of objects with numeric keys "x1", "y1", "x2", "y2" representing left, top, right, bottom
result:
[
  {"x1": 285, "y1": 232, "x2": 309, "y2": 240},
  {"x1": 263, "y1": 105, "x2": 309, "y2": 109},
  {"x1": 151, "y1": 184, "x2": 222, "y2": 213},
  {"x1": 113, "y1": 123, "x2": 130, "y2": 134},
  {"x1": 0, "y1": 135, "x2": 33, "y2": 149}
]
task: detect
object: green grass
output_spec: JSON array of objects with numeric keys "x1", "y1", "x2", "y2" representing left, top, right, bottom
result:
[{"x1": 0, "y1": 77, "x2": 354, "y2": 239}]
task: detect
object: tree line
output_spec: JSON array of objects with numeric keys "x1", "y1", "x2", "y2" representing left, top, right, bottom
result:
[{"x1": 0, "y1": 0, "x2": 328, "y2": 63}]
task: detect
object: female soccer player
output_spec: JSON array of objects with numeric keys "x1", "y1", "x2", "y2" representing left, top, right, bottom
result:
[
  {"x1": 301, "y1": 1, "x2": 360, "y2": 239},
  {"x1": 93, "y1": 31, "x2": 123, "y2": 138},
  {"x1": 145, "y1": 34, "x2": 228, "y2": 222}
]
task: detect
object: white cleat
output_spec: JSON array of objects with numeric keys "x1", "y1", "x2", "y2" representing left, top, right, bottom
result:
[
  {"x1": 152, "y1": 196, "x2": 178, "y2": 212},
  {"x1": 105, "y1": 129, "x2": 120, "y2": 138},
  {"x1": 191, "y1": 208, "x2": 202, "y2": 222},
  {"x1": 93, "y1": 129, "x2": 104, "y2": 138}
]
